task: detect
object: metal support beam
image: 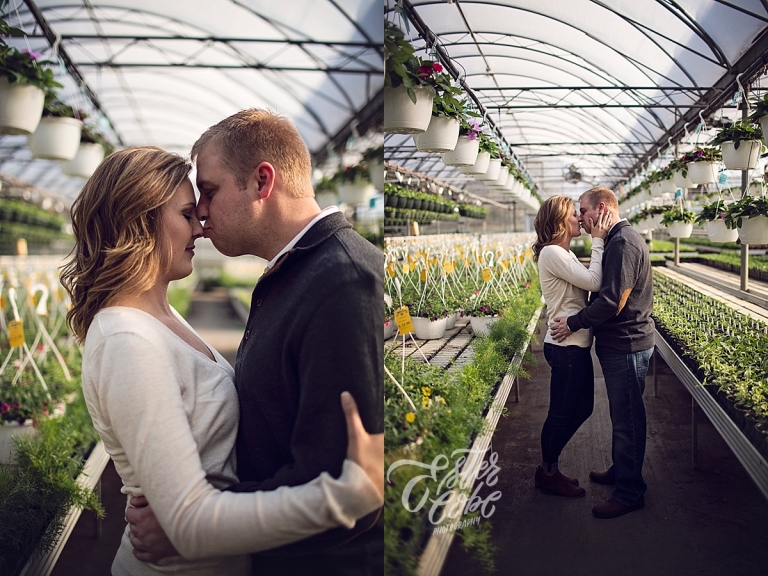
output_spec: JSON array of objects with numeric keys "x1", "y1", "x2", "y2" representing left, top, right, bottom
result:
[
  {"x1": 21, "y1": 33, "x2": 378, "y2": 48},
  {"x1": 76, "y1": 63, "x2": 378, "y2": 73},
  {"x1": 487, "y1": 104, "x2": 709, "y2": 109}
]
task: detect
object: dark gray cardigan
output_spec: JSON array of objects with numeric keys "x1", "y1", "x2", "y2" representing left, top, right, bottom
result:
[
  {"x1": 567, "y1": 220, "x2": 655, "y2": 354},
  {"x1": 226, "y1": 212, "x2": 383, "y2": 562}
]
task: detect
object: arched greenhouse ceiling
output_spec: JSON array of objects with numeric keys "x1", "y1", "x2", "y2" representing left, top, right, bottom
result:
[
  {"x1": 0, "y1": 0, "x2": 384, "y2": 203},
  {"x1": 385, "y1": 0, "x2": 768, "y2": 204}
]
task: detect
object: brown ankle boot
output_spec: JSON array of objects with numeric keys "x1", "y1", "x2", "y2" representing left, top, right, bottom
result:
[
  {"x1": 539, "y1": 471, "x2": 586, "y2": 498},
  {"x1": 535, "y1": 465, "x2": 579, "y2": 488}
]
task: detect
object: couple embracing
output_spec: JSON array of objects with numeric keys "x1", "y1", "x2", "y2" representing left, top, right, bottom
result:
[
  {"x1": 60, "y1": 109, "x2": 384, "y2": 574},
  {"x1": 532, "y1": 187, "x2": 655, "y2": 519}
]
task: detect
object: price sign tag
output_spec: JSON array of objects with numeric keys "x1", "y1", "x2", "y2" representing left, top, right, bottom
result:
[
  {"x1": 394, "y1": 306, "x2": 414, "y2": 334},
  {"x1": 9, "y1": 319, "x2": 24, "y2": 348},
  {"x1": 718, "y1": 171, "x2": 728, "y2": 185},
  {"x1": 0, "y1": 296, "x2": 5, "y2": 309},
  {"x1": 387, "y1": 265, "x2": 395, "y2": 278},
  {"x1": 410, "y1": 261, "x2": 416, "y2": 272},
  {"x1": 402, "y1": 263, "x2": 409, "y2": 275},
  {"x1": 444, "y1": 261, "x2": 454, "y2": 274},
  {"x1": 420, "y1": 269, "x2": 427, "y2": 282},
  {"x1": 519, "y1": 255, "x2": 525, "y2": 264},
  {"x1": 482, "y1": 268, "x2": 492, "y2": 282}
]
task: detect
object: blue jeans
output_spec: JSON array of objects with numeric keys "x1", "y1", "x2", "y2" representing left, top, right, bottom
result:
[
  {"x1": 541, "y1": 343, "x2": 595, "y2": 467},
  {"x1": 596, "y1": 347, "x2": 654, "y2": 506}
]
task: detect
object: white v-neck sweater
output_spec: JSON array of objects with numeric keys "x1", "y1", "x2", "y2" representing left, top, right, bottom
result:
[
  {"x1": 81, "y1": 307, "x2": 382, "y2": 576},
  {"x1": 537, "y1": 238, "x2": 604, "y2": 348}
]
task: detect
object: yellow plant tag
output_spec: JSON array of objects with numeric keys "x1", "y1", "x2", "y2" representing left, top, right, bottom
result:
[
  {"x1": 0, "y1": 296, "x2": 5, "y2": 309},
  {"x1": 394, "y1": 306, "x2": 414, "y2": 334},
  {"x1": 9, "y1": 319, "x2": 24, "y2": 348},
  {"x1": 518, "y1": 255, "x2": 525, "y2": 265},
  {"x1": 410, "y1": 261, "x2": 416, "y2": 272},
  {"x1": 482, "y1": 268, "x2": 492, "y2": 282},
  {"x1": 387, "y1": 266, "x2": 395, "y2": 278},
  {"x1": 402, "y1": 263, "x2": 409, "y2": 275},
  {"x1": 420, "y1": 269, "x2": 427, "y2": 282},
  {"x1": 444, "y1": 261, "x2": 454, "y2": 274},
  {"x1": 465, "y1": 258, "x2": 470, "y2": 267}
]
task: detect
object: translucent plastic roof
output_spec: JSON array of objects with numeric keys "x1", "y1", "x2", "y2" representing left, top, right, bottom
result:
[
  {"x1": 0, "y1": 0, "x2": 383, "y2": 201},
  {"x1": 385, "y1": 0, "x2": 768, "y2": 203}
]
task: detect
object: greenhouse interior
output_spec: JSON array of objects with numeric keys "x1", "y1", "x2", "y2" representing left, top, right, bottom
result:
[{"x1": 2, "y1": 0, "x2": 768, "y2": 575}]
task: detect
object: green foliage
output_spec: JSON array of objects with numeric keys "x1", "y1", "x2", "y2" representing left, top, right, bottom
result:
[
  {"x1": 748, "y1": 92, "x2": 768, "y2": 122},
  {"x1": 0, "y1": 20, "x2": 62, "y2": 100},
  {"x1": 384, "y1": 21, "x2": 437, "y2": 103},
  {"x1": 457, "y1": 204, "x2": 487, "y2": 219},
  {"x1": 723, "y1": 195, "x2": 768, "y2": 229},
  {"x1": 0, "y1": 390, "x2": 103, "y2": 573},
  {"x1": 709, "y1": 121, "x2": 763, "y2": 149},
  {"x1": 660, "y1": 207, "x2": 696, "y2": 226},
  {"x1": 687, "y1": 147, "x2": 723, "y2": 163},
  {"x1": 384, "y1": 284, "x2": 541, "y2": 574},
  {"x1": 80, "y1": 124, "x2": 115, "y2": 156},
  {"x1": 477, "y1": 133, "x2": 501, "y2": 156},
  {"x1": 695, "y1": 199, "x2": 730, "y2": 225},
  {"x1": 334, "y1": 162, "x2": 370, "y2": 184},
  {"x1": 647, "y1": 240, "x2": 695, "y2": 253}
]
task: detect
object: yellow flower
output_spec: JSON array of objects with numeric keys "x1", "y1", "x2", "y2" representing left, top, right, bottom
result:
[
  {"x1": 405, "y1": 412, "x2": 415, "y2": 423},
  {"x1": 422, "y1": 397, "x2": 431, "y2": 409},
  {"x1": 421, "y1": 386, "x2": 431, "y2": 397}
]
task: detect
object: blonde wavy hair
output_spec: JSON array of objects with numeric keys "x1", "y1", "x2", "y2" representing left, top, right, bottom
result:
[
  {"x1": 191, "y1": 108, "x2": 313, "y2": 198},
  {"x1": 60, "y1": 146, "x2": 191, "y2": 342},
  {"x1": 532, "y1": 195, "x2": 574, "y2": 262}
]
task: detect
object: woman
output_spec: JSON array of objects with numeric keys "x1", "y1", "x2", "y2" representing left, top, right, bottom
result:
[
  {"x1": 532, "y1": 195, "x2": 611, "y2": 498},
  {"x1": 59, "y1": 147, "x2": 383, "y2": 575}
]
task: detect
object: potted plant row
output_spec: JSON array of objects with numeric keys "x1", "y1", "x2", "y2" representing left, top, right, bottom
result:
[{"x1": 709, "y1": 121, "x2": 764, "y2": 171}]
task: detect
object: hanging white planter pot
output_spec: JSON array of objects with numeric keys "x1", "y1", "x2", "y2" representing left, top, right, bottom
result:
[
  {"x1": 487, "y1": 167, "x2": 509, "y2": 188},
  {"x1": 687, "y1": 161, "x2": 719, "y2": 185},
  {"x1": 442, "y1": 136, "x2": 479, "y2": 166},
  {"x1": 459, "y1": 151, "x2": 490, "y2": 175},
  {"x1": 61, "y1": 142, "x2": 105, "y2": 178},
  {"x1": 501, "y1": 172, "x2": 516, "y2": 192},
  {"x1": 650, "y1": 182, "x2": 663, "y2": 197},
  {"x1": 666, "y1": 222, "x2": 693, "y2": 238},
  {"x1": 368, "y1": 160, "x2": 384, "y2": 191},
  {"x1": 413, "y1": 115, "x2": 460, "y2": 153},
  {"x1": 28, "y1": 117, "x2": 83, "y2": 161},
  {"x1": 475, "y1": 158, "x2": 502, "y2": 181},
  {"x1": 509, "y1": 179, "x2": 524, "y2": 197},
  {"x1": 315, "y1": 191, "x2": 338, "y2": 209},
  {"x1": 705, "y1": 220, "x2": 739, "y2": 243},
  {"x1": 649, "y1": 214, "x2": 664, "y2": 229},
  {"x1": 760, "y1": 116, "x2": 768, "y2": 147},
  {"x1": 660, "y1": 178, "x2": 677, "y2": 194},
  {"x1": 748, "y1": 181, "x2": 765, "y2": 197},
  {"x1": 673, "y1": 169, "x2": 694, "y2": 189},
  {"x1": 411, "y1": 316, "x2": 447, "y2": 340},
  {"x1": 737, "y1": 215, "x2": 768, "y2": 245},
  {"x1": 337, "y1": 180, "x2": 375, "y2": 205},
  {"x1": 0, "y1": 76, "x2": 45, "y2": 136},
  {"x1": 721, "y1": 140, "x2": 761, "y2": 171},
  {"x1": 445, "y1": 311, "x2": 459, "y2": 330},
  {"x1": 383, "y1": 86, "x2": 434, "y2": 134}
]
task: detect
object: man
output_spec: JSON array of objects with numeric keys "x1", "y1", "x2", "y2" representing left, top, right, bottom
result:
[
  {"x1": 550, "y1": 186, "x2": 654, "y2": 520},
  {"x1": 127, "y1": 109, "x2": 384, "y2": 572}
]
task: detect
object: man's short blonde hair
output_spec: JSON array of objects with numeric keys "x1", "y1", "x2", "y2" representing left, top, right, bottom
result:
[
  {"x1": 191, "y1": 108, "x2": 313, "y2": 197},
  {"x1": 580, "y1": 186, "x2": 619, "y2": 213}
]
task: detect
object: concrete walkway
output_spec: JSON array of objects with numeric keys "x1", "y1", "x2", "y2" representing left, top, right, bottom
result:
[
  {"x1": 50, "y1": 288, "x2": 246, "y2": 575},
  {"x1": 442, "y1": 318, "x2": 768, "y2": 576}
]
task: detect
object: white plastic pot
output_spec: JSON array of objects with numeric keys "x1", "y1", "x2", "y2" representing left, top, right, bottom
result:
[
  {"x1": 28, "y1": 116, "x2": 83, "y2": 161},
  {"x1": 0, "y1": 420, "x2": 37, "y2": 463},
  {"x1": 721, "y1": 140, "x2": 761, "y2": 171},
  {"x1": 705, "y1": 219, "x2": 739, "y2": 243},
  {"x1": 673, "y1": 169, "x2": 694, "y2": 189},
  {"x1": 368, "y1": 160, "x2": 384, "y2": 191},
  {"x1": 384, "y1": 86, "x2": 434, "y2": 134},
  {"x1": 384, "y1": 319, "x2": 396, "y2": 340},
  {"x1": 0, "y1": 76, "x2": 45, "y2": 136},
  {"x1": 760, "y1": 115, "x2": 768, "y2": 147},
  {"x1": 442, "y1": 136, "x2": 479, "y2": 166},
  {"x1": 445, "y1": 312, "x2": 459, "y2": 330},
  {"x1": 474, "y1": 158, "x2": 502, "y2": 181},
  {"x1": 487, "y1": 167, "x2": 509, "y2": 188},
  {"x1": 687, "y1": 161, "x2": 719, "y2": 185},
  {"x1": 661, "y1": 178, "x2": 677, "y2": 194},
  {"x1": 414, "y1": 115, "x2": 460, "y2": 153},
  {"x1": 411, "y1": 316, "x2": 447, "y2": 340},
  {"x1": 666, "y1": 222, "x2": 693, "y2": 238},
  {"x1": 61, "y1": 142, "x2": 105, "y2": 178},
  {"x1": 737, "y1": 215, "x2": 768, "y2": 245},
  {"x1": 469, "y1": 316, "x2": 498, "y2": 336},
  {"x1": 337, "y1": 181, "x2": 375, "y2": 205},
  {"x1": 459, "y1": 151, "x2": 490, "y2": 175}
]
